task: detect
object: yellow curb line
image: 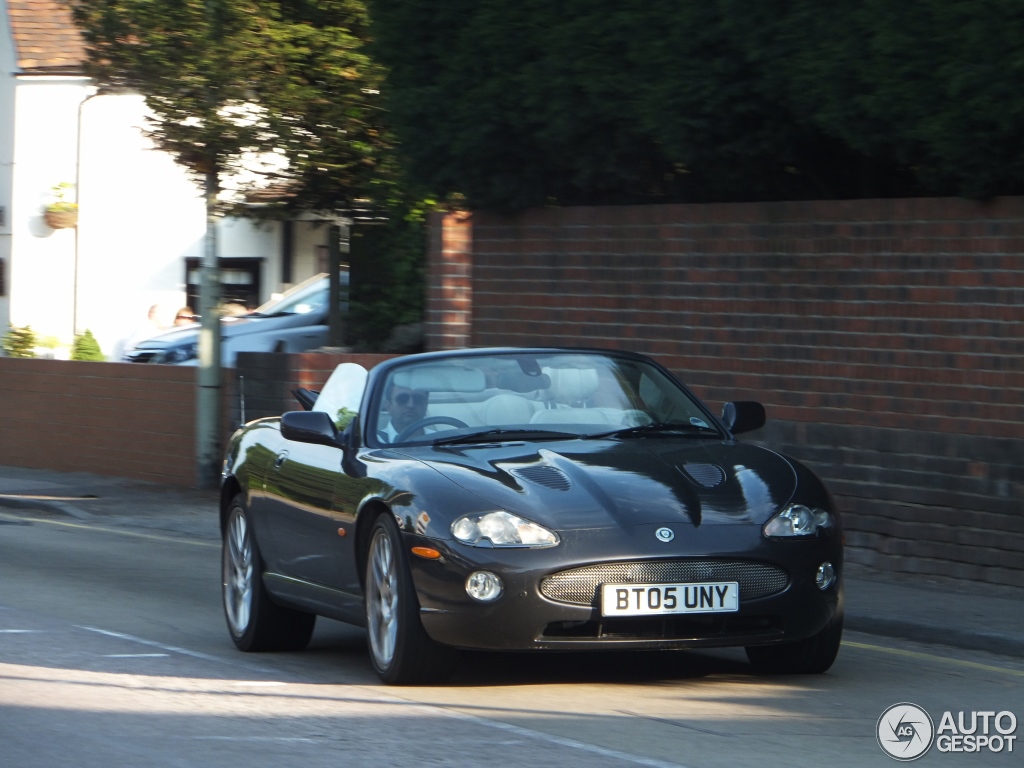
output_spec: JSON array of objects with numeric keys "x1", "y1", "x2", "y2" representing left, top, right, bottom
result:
[
  {"x1": 0, "y1": 511, "x2": 218, "y2": 549},
  {"x1": 844, "y1": 639, "x2": 1024, "y2": 677}
]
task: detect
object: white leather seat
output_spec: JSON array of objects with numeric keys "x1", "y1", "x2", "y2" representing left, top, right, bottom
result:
[
  {"x1": 483, "y1": 394, "x2": 537, "y2": 426},
  {"x1": 543, "y1": 367, "x2": 599, "y2": 406}
]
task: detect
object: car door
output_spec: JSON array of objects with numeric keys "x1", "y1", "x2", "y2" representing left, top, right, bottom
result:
[
  {"x1": 262, "y1": 437, "x2": 348, "y2": 587},
  {"x1": 261, "y1": 363, "x2": 369, "y2": 590}
]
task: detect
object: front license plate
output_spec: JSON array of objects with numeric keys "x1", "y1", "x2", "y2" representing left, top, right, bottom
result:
[{"x1": 600, "y1": 582, "x2": 739, "y2": 617}]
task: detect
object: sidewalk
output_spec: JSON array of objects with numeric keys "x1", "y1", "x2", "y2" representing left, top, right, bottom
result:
[{"x1": 1, "y1": 464, "x2": 1021, "y2": 659}]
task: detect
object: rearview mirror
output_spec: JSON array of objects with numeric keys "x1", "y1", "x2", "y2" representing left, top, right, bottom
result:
[{"x1": 721, "y1": 401, "x2": 766, "y2": 435}]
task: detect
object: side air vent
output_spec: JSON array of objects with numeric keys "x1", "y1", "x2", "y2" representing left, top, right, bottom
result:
[
  {"x1": 511, "y1": 465, "x2": 572, "y2": 491},
  {"x1": 680, "y1": 462, "x2": 725, "y2": 488}
]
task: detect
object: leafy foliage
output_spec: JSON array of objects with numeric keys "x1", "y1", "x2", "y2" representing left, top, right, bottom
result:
[
  {"x1": 46, "y1": 183, "x2": 79, "y2": 214},
  {"x1": 2, "y1": 326, "x2": 37, "y2": 359},
  {"x1": 345, "y1": 198, "x2": 428, "y2": 350},
  {"x1": 71, "y1": 329, "x2": 106, "y2": 361},
  {"x1": 73, "y1": 0, "x2": 429, "y2": 348},
  {"x1": 371, "y1": 0, "x2": 1024, "y2": 208},
  {"x1": 73, "y1": 0, "x2": 390, "y2": 211}
]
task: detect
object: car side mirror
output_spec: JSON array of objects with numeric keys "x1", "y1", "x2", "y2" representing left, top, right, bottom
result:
[
  {"x1": 281, "y1": 410, "x2": 340, "y2": 447},
  {"x1": 721, "y1": 401, "x2": 766, "y2": 435}
]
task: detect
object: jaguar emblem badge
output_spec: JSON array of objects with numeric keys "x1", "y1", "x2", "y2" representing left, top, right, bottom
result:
[{"x1": 655, "y1": 527, "x2": 674, "y2": 543}]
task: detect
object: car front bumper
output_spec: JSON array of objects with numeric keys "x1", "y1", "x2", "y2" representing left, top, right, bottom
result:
[{"x1": 407, "y1": 522, "x2": 843, "y2": 652}]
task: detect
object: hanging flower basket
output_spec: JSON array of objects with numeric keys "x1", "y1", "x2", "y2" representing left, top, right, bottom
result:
[
  {"x1": 43, "y1": 182, "x2": 78, "y2": 229},
  {"x1": 45, "y1": 207, "x2": 79, "y2": 229}
]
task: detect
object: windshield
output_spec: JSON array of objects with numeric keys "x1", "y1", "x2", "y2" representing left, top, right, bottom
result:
[
  {"x1": 370, "y1": 351, "x2": 719, "y2": 446},
  {"x1": 251, "y1": 272, "x2": 348, "y2": 318}
]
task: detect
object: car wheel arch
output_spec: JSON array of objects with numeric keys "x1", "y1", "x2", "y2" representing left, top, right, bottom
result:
[
  {"x1": 220, "y1": 477, "x2": 242, "y2": 536},
  {"x1": 355, "y1": 499, "x2": 394, "y2": 592}
]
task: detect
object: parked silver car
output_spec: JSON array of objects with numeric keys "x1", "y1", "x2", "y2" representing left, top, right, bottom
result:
[{"x1": 123, "y1": 273, "x2": 346, "y2": 365}]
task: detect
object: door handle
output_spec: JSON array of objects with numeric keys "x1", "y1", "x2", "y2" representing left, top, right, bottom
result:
[{"x1": 274, "y1": 453, "x2": 288, "y2": 469}]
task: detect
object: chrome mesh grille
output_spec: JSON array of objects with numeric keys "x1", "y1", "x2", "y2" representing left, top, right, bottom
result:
[
  {"x1": 681, "y1": 463, "x2": 725, "y2": 488},
  {"x1": 540, "y1": 560, "x2": 788, "y2": 605}
]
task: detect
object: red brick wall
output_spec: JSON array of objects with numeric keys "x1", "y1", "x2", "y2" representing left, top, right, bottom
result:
[
  {"x1": 0, "y1": 359, "x2": 198, "y2": 486},
  {"x1": 426, "y1": 199, "x2": 1024, "y2": 587},
  {"x1": 426, "y1": 211, "x2": 473, "y2": 351},
  {"x1": 0, "y1": 354, "x2": 399, "y2": 488}
]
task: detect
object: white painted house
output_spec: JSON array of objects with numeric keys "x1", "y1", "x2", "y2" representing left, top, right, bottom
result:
[{"x1": 1, "y1": 0, "x2": 340, "y2": 359}]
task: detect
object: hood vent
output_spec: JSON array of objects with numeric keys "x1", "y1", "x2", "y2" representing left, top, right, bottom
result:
[
  {"x1": 512, "y1": 465, "x2": 572, "y2": 491},
  {"x1": 681, "y1": 462, "x2": 725, "y2": 488}
]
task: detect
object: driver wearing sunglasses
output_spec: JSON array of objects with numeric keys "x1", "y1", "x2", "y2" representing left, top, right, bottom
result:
[{"x1": 381, "y1": 384, "x2": 430, "y2": 442}]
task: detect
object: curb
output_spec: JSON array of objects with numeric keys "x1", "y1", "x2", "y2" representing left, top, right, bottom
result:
[
  {"x1": 0, "y1": 496, "x2": 95, "y2": 520},
  {"x1": 845, "y1": 615, "x2": 1024, "y2": 659}
]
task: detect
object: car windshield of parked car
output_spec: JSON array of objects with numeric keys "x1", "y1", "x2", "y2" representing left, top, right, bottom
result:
[
  {"x1": 370, "y1": 352, "x2": 719, "y2": 446},
  {"x1": 249, "y1": 273, "x2": 333, "y2": 318}
]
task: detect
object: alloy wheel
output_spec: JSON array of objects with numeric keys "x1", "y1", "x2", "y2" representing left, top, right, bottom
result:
[
  {"x1": 366, "y1": 528, "x2": 399, "y2": 669},
  {"x1": 223, "y1": 507, "x2": 254, "y2": 637}
]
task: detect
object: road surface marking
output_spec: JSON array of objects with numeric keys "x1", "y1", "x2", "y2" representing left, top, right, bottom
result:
[
  {"x1": 73, "y1": 623, "x2": 691, "y2": 768},
  {"x1": 844, "y1": 640, "x2": 1024, "y2": 677},
  {"x1": 397, "y1": 702, "x2": 691, "y2": 768},
  {"x1": 103, "y1": 653, "x2": 170, "y2": 658},
  {"x1": 0, "y1": 512, "x2": 217, "y2": 548},
  {"x1": 192, "y1": 737, "x2": 318, "y2": 743},
  {"x1": 79, "y1": 626, "x2": 225, "y2": 663}
]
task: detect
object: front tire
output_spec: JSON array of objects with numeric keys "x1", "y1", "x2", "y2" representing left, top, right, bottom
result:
[
  {"x1": 746, "y1": 612, "x2": 843, "y2": 674},
  {"x1": 222, "y1": 495, "x2": 315, "y2": 652},
  {"x1": 364, "y1": 513, "x2": 457, "y2": 684}
]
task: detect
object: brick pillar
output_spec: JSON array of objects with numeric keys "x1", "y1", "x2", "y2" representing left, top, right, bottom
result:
[{"x1": 425, "y1": 211, "x2": 473, "y2": 350}]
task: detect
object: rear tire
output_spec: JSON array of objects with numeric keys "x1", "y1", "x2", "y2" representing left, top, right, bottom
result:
[
  {"x1": 222, "y1": 494, "x2": 316, "y2": 652},
  {"x1": 746, "y1": 612, "x2": 843, "y2": 675},
  {"x1": 364, "y1": 512, "x2": 457, "y2": 685}
]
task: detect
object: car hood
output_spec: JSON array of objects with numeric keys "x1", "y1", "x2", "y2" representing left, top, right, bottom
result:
[
  {"x1": 410, "y1": 439, "x2": 797, "y2": 530},
  {"x1": 133, "y1": 315, "x2": 297, "y2": 348}
]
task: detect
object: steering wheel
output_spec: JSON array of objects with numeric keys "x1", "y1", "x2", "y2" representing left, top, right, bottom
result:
[{"x1": 394, "y1": 415, "x2": 469, "y2": 443}]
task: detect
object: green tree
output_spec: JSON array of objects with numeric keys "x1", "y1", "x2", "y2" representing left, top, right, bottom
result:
[
  {"x1": 372, "y1": 0, "x2": 1024, "y2": 208},
  {"x1": 71, "y1": 329, "x2": 106, "y2": 361},
  {"x1": 1, "y1": 326, "x2": 37, "y2": 359},
  {"x1": 73, "y1": 0, "x2": 396, "y2": 485}
]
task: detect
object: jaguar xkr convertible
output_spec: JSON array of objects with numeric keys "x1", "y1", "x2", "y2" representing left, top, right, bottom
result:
[{"x1": 220, "y1": 348, "x2": 843, "y2": 684}]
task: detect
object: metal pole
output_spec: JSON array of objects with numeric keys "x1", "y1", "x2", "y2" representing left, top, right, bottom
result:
[
  {"x1": 195, "y1": 169, "x2": 222, "y2": 488},
  {"x1": 328, "y1": 223, "x2": 344, "y2": 347}
]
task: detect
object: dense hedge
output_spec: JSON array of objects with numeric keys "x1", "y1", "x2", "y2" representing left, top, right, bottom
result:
[{"x1": 371, "y1": 0, "x2": 1024, "y2": 208}]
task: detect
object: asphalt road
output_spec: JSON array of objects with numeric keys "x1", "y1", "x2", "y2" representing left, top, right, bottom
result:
[{"x1": 1, "y1": 509, "x2": 1021, "y2": 768}]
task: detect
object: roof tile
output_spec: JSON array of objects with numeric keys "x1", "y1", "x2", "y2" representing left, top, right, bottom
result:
[{"x1": 6, "y1": 0, "x2": 87, "y2": 73}]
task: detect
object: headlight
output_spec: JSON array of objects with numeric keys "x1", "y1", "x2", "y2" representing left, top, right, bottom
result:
[
  {"x1": 451, "y1": 511, "x2": 559, "y2": 548},
  {"x1": 162, "y1": 341, "x2": 198, "y2": 364},
  {"x1": 763, "y1": 503, "x2": 835, "y2": 537}
]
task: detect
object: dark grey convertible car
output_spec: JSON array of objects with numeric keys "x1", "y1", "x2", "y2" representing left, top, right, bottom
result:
[{"x1": 220, "y1": 348, "x2": 843, "y2": 684}]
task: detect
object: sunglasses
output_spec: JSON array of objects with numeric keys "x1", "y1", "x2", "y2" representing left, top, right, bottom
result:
[{"x1": 394, "y1": 392, "x2": 427, "y2": 406}]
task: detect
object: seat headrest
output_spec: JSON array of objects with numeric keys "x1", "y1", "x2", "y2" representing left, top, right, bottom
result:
[{"x1": 543, "y1": 367, "x2": 599, "y2": 404}]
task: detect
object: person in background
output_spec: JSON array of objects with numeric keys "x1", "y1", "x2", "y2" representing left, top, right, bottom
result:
[
  {"x1": 112, "y1": 303, "x2": 166, "y2": 360},
  {"x1": 173, "y1": 307, "x2": 197, "y2": 326},
  {"x1": 220, "y1": 303, "x2": 250, "y2": 317}
]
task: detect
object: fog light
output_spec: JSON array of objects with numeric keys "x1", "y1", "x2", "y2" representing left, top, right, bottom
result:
[
  {"x1": 816, "y1": 561, "x2": 836, "y2": 590},
  {"x1": 466, "y1": 571, "x2": 503, "y2": 602}
]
